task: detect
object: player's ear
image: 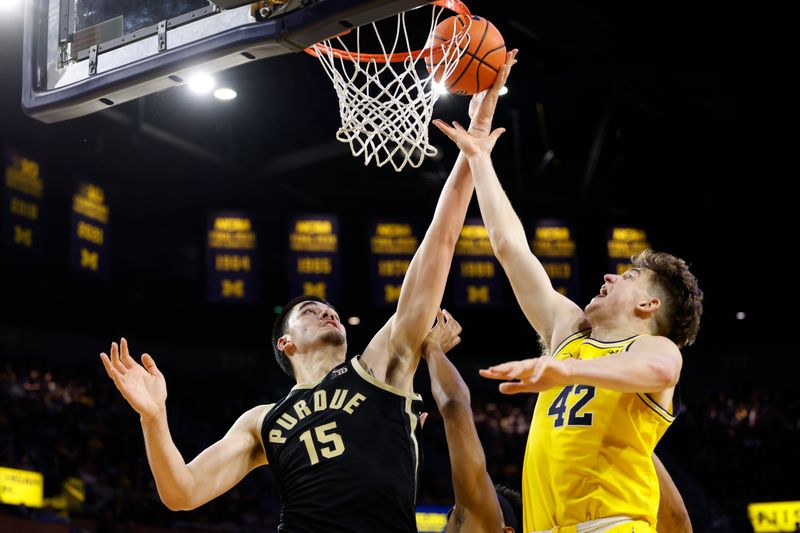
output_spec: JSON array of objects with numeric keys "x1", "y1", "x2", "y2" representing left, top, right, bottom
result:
[
  {"x1": 502, "y1": 526, "x2": 515, "y2": 533},
  {"x1": 635, "y1": 297, "x2": 661, "y2": 318},
  {"x1": 277, "y1": 335, "x2": 296, "y2": 356}
]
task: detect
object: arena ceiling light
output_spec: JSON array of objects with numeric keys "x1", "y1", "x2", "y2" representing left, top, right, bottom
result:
[
  {"x1": 187, "y1": 73, "x2": 216, "y2": 95},
  {"x1": 213, "y1": 88, "x2": 237, "y2": 101}
]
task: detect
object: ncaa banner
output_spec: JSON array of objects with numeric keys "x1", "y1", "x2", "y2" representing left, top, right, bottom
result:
[
  {"x1": 70, "y1": 181, "x2": 109, "y2": 278},
  {"x1": 531, "y1": 218, "x2": 580, "y2": 303},
  {"x1": 206, "y1": 211, "x2": 259, "y2": 302},
  {"x1": 452, "y1": 217, "x2": 503, "y2": 308},
  {"x1": 288, "y1": 214, "x2": 340, "y2": 303},
  {"x1": 607, "y1": 225, "x2": 650, "y2": 275},
  {"x1": 2, "y1": 146, "x2": 44, "y2": 255},
  {"x1": 369, "y1": 220, "x2": 418, "y2": 307}
]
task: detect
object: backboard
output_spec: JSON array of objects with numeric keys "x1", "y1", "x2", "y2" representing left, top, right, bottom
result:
[{"x1": 21, "y1": 0, "x2": 429, "y2": 123}]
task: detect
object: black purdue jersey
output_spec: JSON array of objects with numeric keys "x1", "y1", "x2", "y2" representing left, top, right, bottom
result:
[{"x1": 260, "y1": 356, "x2": 423, "y2": 533}]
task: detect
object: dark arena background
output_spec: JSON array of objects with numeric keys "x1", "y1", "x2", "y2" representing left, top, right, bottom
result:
[{"x1": 1, "y1": 1, "x2": 797, "y2": 532}]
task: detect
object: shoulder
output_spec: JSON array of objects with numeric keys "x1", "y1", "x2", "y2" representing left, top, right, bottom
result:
[
  {"x1": 231, "y1": 404, "x2": 275, "y2": 435},
  {"x1": 628, "y1": 335, "x2": 681, "y2": 356},
  {"x1": 550, "y1": 326, "x2": 592, "y2": 357},
  {"x1": 549, "y1": 312, "x2": 591, "y2": 354}
]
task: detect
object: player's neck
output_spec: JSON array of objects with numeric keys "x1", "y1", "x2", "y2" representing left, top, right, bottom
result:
[
  {"x1": 293, "y1": 346, "x2": 346, "y2": 384},
  {"x1": 589, "y1": 321, "x2": 649, "y2": 342}
]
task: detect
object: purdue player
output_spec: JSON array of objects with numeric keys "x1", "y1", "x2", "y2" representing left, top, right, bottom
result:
[
  {"x1": 433, "y1": 113, "x2": 702, "y2": 530},
  {"x1": 99, "y1": 50, "x2": 518, "y2": 532}
]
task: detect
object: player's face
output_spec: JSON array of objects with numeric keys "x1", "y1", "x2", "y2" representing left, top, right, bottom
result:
[
  {"x1": 289, "y1": 301, "x2": 347, "y2": 348},
  {"x1": 585, "y1": 268, "x2": 653, "y2": 315}
]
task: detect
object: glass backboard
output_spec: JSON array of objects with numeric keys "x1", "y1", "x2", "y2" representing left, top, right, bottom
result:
[{"x1": 21, "y1": 0, "x2": 428, "y2": 123}]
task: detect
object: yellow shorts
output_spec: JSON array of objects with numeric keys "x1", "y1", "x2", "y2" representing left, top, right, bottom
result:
[
  {"x1": 545, "y1": 520, "x2": 654, "y2": 533},
  {"x1": 603, "y1": 521, "x2": 655, "y2": 533}
]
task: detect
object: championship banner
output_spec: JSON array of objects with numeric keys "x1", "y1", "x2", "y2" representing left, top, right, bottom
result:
[
  {"x1": 2, "y1": 146, "x2": 44, "y2": 255},
  {"x1": 453, "y1": 217, "x2": 503, "y2": 308},
  {"x1": 0, "y1": 466, "x2": 44, "y2": 508},
  {"x1": 206, "y1": 211, "x2": 258, "y2": 302},
  {"x1": 531, "y1": 218, "x2": 580, "y2": 303},
  {"x1": 369, "y1": 220, "x2": 418, "y2": 307},
  {"x1": 607, "y1": 225, "x2": 650, "y2": 275},
  {"x1": 288, "y1": 215, "x2": 340, "y2": 303},
  {"x1": 70, "y1": 181, "x2": 109, "y2": 278}
]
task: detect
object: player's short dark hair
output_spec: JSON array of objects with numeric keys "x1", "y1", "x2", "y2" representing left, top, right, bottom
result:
[
  {"x1": 271, "y1": 295, "x2": 333, "y2": 378},
  {"x1": 495, "y1": 484, "x2": 522, "y2": 531},
  {"x1": 631, "y1": 249, "x2": 704, "y2": 348}
]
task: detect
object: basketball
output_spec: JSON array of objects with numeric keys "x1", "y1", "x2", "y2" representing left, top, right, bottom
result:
[{"x1": 425, "y1": 15, "x2": 506, "y2": 95}]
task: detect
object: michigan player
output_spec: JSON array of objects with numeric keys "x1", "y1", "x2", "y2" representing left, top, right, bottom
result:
[
  {"x1": 422, "y1": 309, "x2": 693, "y2": 533},
  {"x1": 421, "y1": 309, "x2": 522, "y2": 532},
  {"x1": 99, "y1": 50, "x2": 518, "y2": 532},
  {"x1": 433, "y1": 111, "x2": 703, "y2": 530}
]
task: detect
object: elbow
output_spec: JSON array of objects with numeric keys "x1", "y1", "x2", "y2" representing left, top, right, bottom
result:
[
  {"x1": 490, "y1": 233, "x2": 512, "y2": 259},
  {"x1": 160, "y1": 491, "x2": 193, "y2": 512},
  {"x1": 653, "y1": 360, "x2": 681, "y2": 389},
  {"x1": 438, "y1": 394, "x2": 472, "y2": 418},
  {"x1": 490, "y1": 233, "x2": 525, "y2": 264}
]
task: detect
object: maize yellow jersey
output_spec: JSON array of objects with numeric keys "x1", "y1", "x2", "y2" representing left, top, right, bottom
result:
[{"x1": 522, "y1": 330, "x2": 675, "y2": 532}]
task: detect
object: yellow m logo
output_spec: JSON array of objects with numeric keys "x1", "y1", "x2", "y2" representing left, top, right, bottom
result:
[{"x1": 221, "y1": 279, "x2": 245, "y2": 298}]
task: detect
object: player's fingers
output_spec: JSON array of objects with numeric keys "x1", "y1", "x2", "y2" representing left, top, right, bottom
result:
[
  {"x1": 489, "y1": 361, "x2": 520, "y2": 375},
  {"x1": 479, "y1": 367, "x2": 513, "y2": 380},
  {"x1": 530, "y1": 358, "x2": 547, "y2": 383},
  {"x1": 432, "y1": 119, "x2": 459, "y2": 141},
  {"x1": 100, "y1": 353, "x2": 124, "y2": 386},
  {"x1": 498, "y1": 381, "x2": 530, "y2": 395},
  {"x1": 120, "y1": 337, "x2": 135, "y2": 369},
  {"x1": 489, "y1": 128, "x2": 506, "y2": 143},
  {"x1": 450, "y1": 317, "x2": 462, "y2": 336},
  {"x1": 141, "y1": 353, "x2": 161, "y2": 377},
  {"x1": 110, "y1": 342, "x2": 127, "y2": 375},
  {"x1": 99, "y1": 353, "x2": 114, "y2": 380},
  {"x1": 479, "y1": 368, "x2": 500, "y2": 379}
]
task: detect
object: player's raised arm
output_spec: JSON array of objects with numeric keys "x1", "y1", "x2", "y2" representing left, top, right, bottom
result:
[
  {"x1": 100, "y1": 338, "x2": 268, "y2": 511},
  {"x1": 422, "y1": 311, "x2": 504, "y2": 531},
  {"x1": 479, "y1": 335, "x2": 681, "y2": 395},
  {"x1": 432, "y1": 58, "x2": 584, "y2": 347},
  {"x1": 361, "y1": 51, "x2": 518, "y2": 392}
]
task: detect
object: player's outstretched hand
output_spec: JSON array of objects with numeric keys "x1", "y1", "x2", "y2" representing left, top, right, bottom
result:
[
  {"x1": 468, "y1": 49, "x2": 518, "y2": 132},
  {"x1": 422, "y1": 309, "x2": 462, "y2": 359},
  {"x1": 479, "y1": 355, "x2": 569, "y2": 394},
  {"x1": 100, "y1": 337, "x2": 167, "y2": 420}
]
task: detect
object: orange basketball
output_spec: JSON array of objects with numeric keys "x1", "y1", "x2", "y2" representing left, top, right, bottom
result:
[{"x1": 425, "y1": 15, "x2": 506, "y2": 95}]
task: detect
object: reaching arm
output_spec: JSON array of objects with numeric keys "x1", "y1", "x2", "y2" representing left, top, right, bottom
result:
[
  {"x1": 362, "y1": 51, "x2": 518, "y2": 391},
  {"x1": 654, "y1": 453, "x2": 693, "y2": 533},
  {"x1": 422, "y1": 311, "x2": 504, "y2": 531},
  {"x1": 480, "y1": 335, "x2": 682, "y2": 395},
  {"x1": 433, "y1": 54, "x2": 586, "y2": 346},
  {"x1": 100, "y1": 338, "x2": 267, "y2": 511}
]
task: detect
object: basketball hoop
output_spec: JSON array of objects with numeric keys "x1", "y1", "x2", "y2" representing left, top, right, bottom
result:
[{"x1": 305, "y1": 0, "x2": 472, "y2": 172}]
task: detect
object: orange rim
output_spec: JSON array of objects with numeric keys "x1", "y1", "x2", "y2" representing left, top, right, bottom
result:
[{"x1": 304, "y1": 0, "x2": 472, "y2": 62}]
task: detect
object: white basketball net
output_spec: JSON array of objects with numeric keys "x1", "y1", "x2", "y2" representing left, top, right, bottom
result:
[{"x1": 308, "y1": 3, "x2": 472, "y2": 172}]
